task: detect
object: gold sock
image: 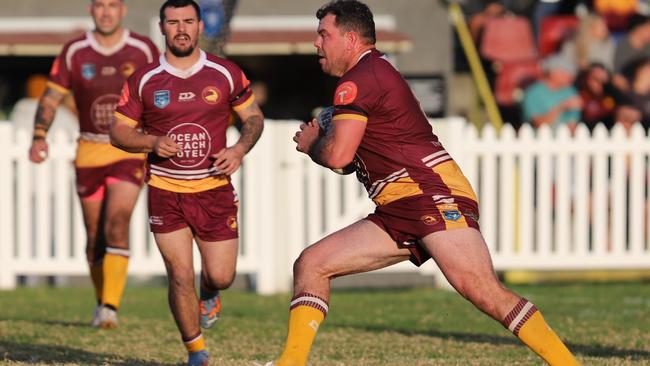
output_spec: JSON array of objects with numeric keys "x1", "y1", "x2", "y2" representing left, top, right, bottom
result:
[
  {"x1": 503, "y1": 298, "x2": 580, "y2": 366},
  {"x1": 184, "y1": 333, "x2": 206, "y2": 353},
  {"x1": 102, "y1": 249, "x2": 130, "y2": 309},
  {"x1": 276, "y1": 292, "x2": 328, "y2": 366},
  {"x1": 89, "y1": 261, "x2": 103, "y2": 304}
]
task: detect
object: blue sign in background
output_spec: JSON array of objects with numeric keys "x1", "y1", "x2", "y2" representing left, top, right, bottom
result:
[{"x1": 201, "y1": 0, "x2": 226, "y2": 38}]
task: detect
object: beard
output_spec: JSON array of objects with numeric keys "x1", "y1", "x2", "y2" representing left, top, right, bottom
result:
[{"x1": 167, "y1": 35, "x2": 197, "y2": 57}]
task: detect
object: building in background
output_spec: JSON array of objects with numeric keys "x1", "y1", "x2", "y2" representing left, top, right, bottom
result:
[{"x1": 0, "y1": 0, "x2": 449, "y2": 122}]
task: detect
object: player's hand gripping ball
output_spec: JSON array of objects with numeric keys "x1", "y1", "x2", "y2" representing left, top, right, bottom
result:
[{"x1": 316, "y1": 106, "x2": 356, "y2": 175}]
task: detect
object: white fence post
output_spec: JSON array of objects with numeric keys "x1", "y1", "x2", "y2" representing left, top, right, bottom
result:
[
  {"x1": 0, "y1": 123, "x2": 16, "y2": 289},
  {"x1": 242, "y1": 121, "x2": 280, "y2": 294},
  {"x1": 2, "y1": 118, "x2": 650, "y2": 292}
]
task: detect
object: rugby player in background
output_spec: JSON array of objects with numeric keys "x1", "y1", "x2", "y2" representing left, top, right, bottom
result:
[{"x1": 28, "y1": 0, "x2": 159, "y2": 329}]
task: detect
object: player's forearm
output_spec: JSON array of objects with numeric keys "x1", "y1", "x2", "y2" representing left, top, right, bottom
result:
[
  {"x1": 33, "y1": 88, "x2": 65, "y2": 140},
  {"x1": 109, "y1": 123, "x2": 156, "y2": 153},
  {"x1": 308, "y1": 134, "x2": 343, "y2": 168},
  {"x1": 234, "y1": 114, "x2": 264, "y2": 154},
  {"x1": 309, "y1": 132, "x2": 355, "y2": 168}
]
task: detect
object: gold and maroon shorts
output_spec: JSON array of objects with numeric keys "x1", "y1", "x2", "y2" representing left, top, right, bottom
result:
[
  {"x1": 147, "y1": 184, "x2": 239, "y2": 242},
  {"x1": 75, "y1": 159, "x2": 145, "y2": 199},
  {"x1": 366, "y1": 195, "x2": 480, "y2": 266}
]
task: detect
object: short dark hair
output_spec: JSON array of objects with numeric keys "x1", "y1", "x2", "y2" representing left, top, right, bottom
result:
[
  {"x1": 628, "y1": 13, "x2": 650, "y2": 33},
  {"x1": 316, "y1": 0, "x2": 376, "y2": 45},
  {"x1": 159, "y1": 0, "x2": 201, "y2": 23}
]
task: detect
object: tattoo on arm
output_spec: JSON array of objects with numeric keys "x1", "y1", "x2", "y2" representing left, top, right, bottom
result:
[
  {"x1": 237, "y1": 115, "x2": 264, "y2": 153},
  {"x1": 308, "y1": 132, "x2": 335, "y2": 167},
  {"x1": 34, "y1": 88, "x2": 65, "y2": 136}
]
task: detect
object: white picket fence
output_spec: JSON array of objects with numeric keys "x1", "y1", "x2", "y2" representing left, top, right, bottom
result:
[{"x1": 1, "y1": 118, "x2": 649, "y2": 294}]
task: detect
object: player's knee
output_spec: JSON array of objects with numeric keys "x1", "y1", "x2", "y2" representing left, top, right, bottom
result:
[
  {"x1": 204, "y1": 269, "x2": 236, "y2": 290},
  {"x1": 104, "y1": 212, "x2": 131, "y2": 243},
  {"x1": 293, "y1": 249, "x2": 326, "y2": 278},
  {"x1": 455, "y1": 277, "x2": 502, "y2": 313},
  {"x1": 168, "y1": 267, "x2": 195, "y2": 290}
]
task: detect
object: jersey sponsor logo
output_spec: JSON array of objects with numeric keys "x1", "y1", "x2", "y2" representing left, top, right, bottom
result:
[
  {"x1": 154, "y1": 90, "x2": 171, "y2": 109},
  {"x1": 90, "y1": 94, "x2": 120, "y2": 133},
  {"x1": 178, "y1": 92, "x2": 196, "y2": 102},
  {"x1": 101, "y1": 66, "x2": 117, "y2": 76},
  {"x1": 442, "y1": 210, "x2": 462, "y2": 221},
  {"x1": 420, "y1": 214, "x2": 438, "y2": 225},
  {"x1": 121, "y1": 62, "x2": 136, "y2": 77},
  {"x1": 167, "y1": 123, "x2": 212, "y2": 168},
  {"x1": 333, "y1": 81, "x2": 358, "y2": 105},
  {"x1": 82, "y1": 63, "x2": 96, "y2": 80},
  {"x1": 202, "y1": 86, "x2": 220, "y2": 104}
]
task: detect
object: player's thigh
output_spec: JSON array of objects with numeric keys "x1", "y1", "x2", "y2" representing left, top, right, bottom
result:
[
  {"x1": 195, "y1": 237, "x2": 238, "y2": 280},
  {"x1": 104, "y1": 180, "x2": 141, "y2": 221},
  {"x1": 80, "y1": 197, "x2": 103, "y2": 235},
  {"x1": 154, "y1": 227, "x2": 195, "y2": 276},
  {"x1": 298, "y1": 219, "x2": 411, "y2": 278},
  {"x1": 420, "y1": 228, "x2": 501, "y2": 292}
]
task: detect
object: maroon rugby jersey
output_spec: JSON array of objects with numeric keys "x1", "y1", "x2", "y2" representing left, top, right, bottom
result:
[
  {"x1": 49, "y1": 30, "x2": 159, "y2": 139},
  {"x1": 114, "y1": 50, "x2": 254, "y2": 193},
  {"x1": 332, "y1": 49, "x2": 477, "y2": 207}
]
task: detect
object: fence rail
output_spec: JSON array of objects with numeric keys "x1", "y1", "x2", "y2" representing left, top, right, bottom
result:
[{"x1": 1, "y1": 118, "x2": 649, "y2": 294}]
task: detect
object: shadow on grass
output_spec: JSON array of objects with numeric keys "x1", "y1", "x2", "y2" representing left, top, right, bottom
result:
[
  {"x1": 0, "y1": 341, "x2": 175, "y2": 365},
  {"x1": 0, "y1": 317, "x2": 87, "y2": 328},
  {"x1": 332, "y1": 324, "x2": 650, "y2": 360}
]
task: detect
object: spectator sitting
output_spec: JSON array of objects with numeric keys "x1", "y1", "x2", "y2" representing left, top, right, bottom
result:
[
  {"x1": 577, "y1": 63, "x2": 619, "y2": 130},
  {"x1": 560, "y1": 13, "x2": 616, "y2": 70},
  {"x1": 612, "y1": 13, "x2": 650, "y2": 91},
  {"x1": 614, "y1": 103, "x2": 642, "y2": 134},
  {"x1": 523, "y1": 54, "x2": 582, "y2": 131},
  {"x1": 469, "y1": 1, "x2": 507, "y2": 44},
  {"x1": 618, "y1": 58, "x2": 650, "y2": 131}
]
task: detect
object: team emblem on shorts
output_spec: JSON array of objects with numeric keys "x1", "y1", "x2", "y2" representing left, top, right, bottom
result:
[
  {"x1": 154, "y1": 90, "x2": 171, "y2": 109},
  {"x1": 442, "y1": 210, "x2": 462, "y2": 221},
  {"x1": 420, "y1": 214, "x2": 438, "y2": 225},
  {"x1": 82, "y1": 63, "x2": 96, "y2": 80},
  {"x1": 227, "y1": 216, "x2": 238, "y2": 231},
  {"x1": 202, "y1": 86, "x2": 220, "y2": 104},
  {"x1": 133, "y1": 167, "x2": 143, "y2": 181}
]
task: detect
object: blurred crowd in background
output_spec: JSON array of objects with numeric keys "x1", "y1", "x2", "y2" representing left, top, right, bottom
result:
[
  {"x1": 460, "y1": 0, "x2": 650, "y2": 133},
  {"x1": 5, "y1": 0, "x2": 650, "y2": 136}
]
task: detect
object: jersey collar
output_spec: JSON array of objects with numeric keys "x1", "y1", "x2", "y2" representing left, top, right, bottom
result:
[
  {"x1": 86, "y1": 29, "x2": 129, "y2": 56},
  {"x1": 356, "y1": 49, "x2": 373, "y2": 64},
  {"x1": 160, "y1": 49, "x2": 207, "y2": 79}
]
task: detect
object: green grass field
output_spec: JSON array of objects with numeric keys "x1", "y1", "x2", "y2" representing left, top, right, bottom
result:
[{"x1": 0, "y1": 282, "x2": 649, "y2": 365}]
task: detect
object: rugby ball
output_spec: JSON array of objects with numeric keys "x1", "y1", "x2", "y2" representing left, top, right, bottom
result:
[{"x1": 316, "y1": 107, "x2": 356, "y2": 175}]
